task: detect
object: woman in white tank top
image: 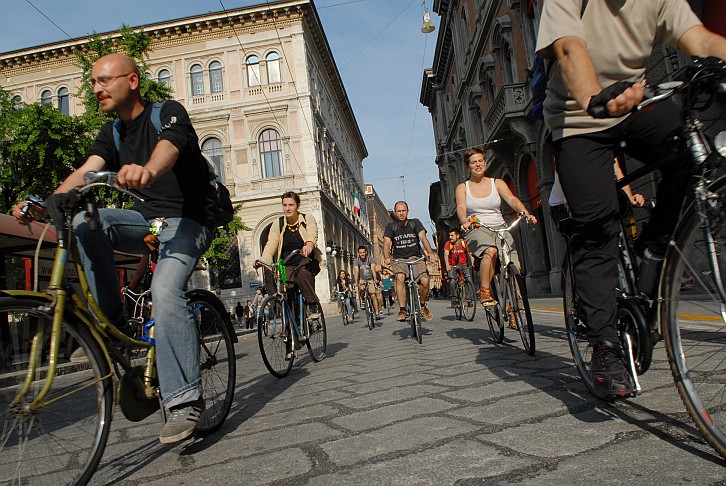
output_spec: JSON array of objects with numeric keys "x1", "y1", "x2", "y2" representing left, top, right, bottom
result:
[{"x1": 455, "y1": 148, "x2": 537, "y2": 305}]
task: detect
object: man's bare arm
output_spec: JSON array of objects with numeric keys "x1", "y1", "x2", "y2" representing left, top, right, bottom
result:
[{"x1": 678, "y1": 25, "x2": 726, "y2": 60}]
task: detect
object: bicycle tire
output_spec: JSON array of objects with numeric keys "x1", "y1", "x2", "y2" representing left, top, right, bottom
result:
[
  {"x1": 0, "y1": 297, "x2": 113, "y2": 486},
  {"x1": 662, "y1": 176, "x2": 726, "y2": 458},
  {"x1": 258, "y1": 295, "x2": 294, "y2": 378},
  {"x1": 187, "y1": 292, "x2": 236, "y2": 435},
  {"x1": 486, "y1": 278, "x2": 505, "y2": 343},
  {"x1": 410, "y1": 285, "x2": 423, "y2": 344},
  {"x1": 453, "y1": 283, "x2": 463, "y2": 320},
  {"x1": 342, "y1": 307, "x2": 350, "y2": 326},
  {"x1": 508, "y1": 265, "x2": 536, "y2": 355},
  {"x1": 562, "y1": 254, "x2": 609, "y2": 400},
  {"x1": 306, "y1": 304, "x2": 327, "y2": 362},
  {"x1": 365, "y1": 293, "x2": 375, "y2": 330},
  {"x1": 462, "y1": 280, "x2": 477, "y2": 322}
]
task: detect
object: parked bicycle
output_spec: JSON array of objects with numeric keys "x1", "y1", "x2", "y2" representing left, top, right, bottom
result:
[
  {"x1": 450, "y1": 264, "x2": 476, "y2": 322},
  {"x1": 473, "y1": 214, "x2": 535, "y2": 355},
  {"x1": 561, "y1": 56, "x2": 726, "y2": 458},
  {"x1": 255, "y1": 250, "x2": 327, "y2": 378},
  {"x1": 392, "y1": 255, "x2": 428, "y2": 344},
  {"x1": 0, "y1": 171, "x2": 237, "y2": 485}
]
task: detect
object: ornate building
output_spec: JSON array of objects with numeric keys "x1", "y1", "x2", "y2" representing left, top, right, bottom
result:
[
  {"x1": 421, "y1": 0, "x2": 723, "y2": 295},
  {"x1": 364, "y1": 184, "x2": 389, "y2": 269},
  {"x1": 0, "y1": 0, "x2": 370, "y2": 307}
]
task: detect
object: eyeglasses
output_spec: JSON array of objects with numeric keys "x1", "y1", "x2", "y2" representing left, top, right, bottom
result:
[{"x1": 91, "y1": 73, "x2": 131, "y2": 88}]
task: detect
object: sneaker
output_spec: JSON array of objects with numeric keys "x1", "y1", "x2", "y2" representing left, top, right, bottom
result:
[
  {"x1": 379, "y1": 310, "x2": 383, "y2": 315},
  {"x1": 506, "y1": 305, "x2": 517, "y2": 329},
  {"x1": 69, "y1": 346, "x2": 89, "y2": 363},
  {"x1": 478, "y1": 287, "x2": 495, "y2": 306},
  {"x1": 397, "y1": 310, "x2": 407, "y2": 321},
  {"x1": 590, "y1": 341, "x2": 635, "y2": 398},
  {"x1": 421, "y1": 305, "x2": 432, "y2": 320},
  {"x1": 159, "y1": 399, "x2": 205, "y2": 444},
  {"x1": 308, "y1": 303, "x2": 321, "y2": 321},
  {"x1": 375, "y1": 316, "x2": 382, "y2": 321}
]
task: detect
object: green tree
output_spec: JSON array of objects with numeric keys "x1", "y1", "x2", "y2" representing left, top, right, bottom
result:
[{"x1": 204, "y1": 207, "x2": 251, "y2": 289}]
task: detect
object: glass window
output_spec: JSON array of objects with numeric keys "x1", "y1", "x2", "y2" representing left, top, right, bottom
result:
[
  {"x1": 40, "y1": 90, "x2": 52, "y2": 106},
  {"x1": 266, "y1": 52, "x2": 281, "y2": 84},
  {"x1": 158, "y1": 69, "x2": 171, "y2": 88},
  {"x1": 209, "y1": 61, "x2": 223, "y2": 93},
  {"x1": 190, "y1": 64, "x2": 204, "y2": 96},
  {"x1": 57, "y1": 87, "x2": 69, "y2": 115},
  {"x1": 259, "y1": 129, "x2": 282, "y2": 178},
  {"x1": 202, "y1": 137, "x2": 224, "y2": 180},
  {"x1": 11, "y1": 95, "x2": 23, "y2": 110},
  {"x1": 246, "y1": 55, "x2": 260, "y2": 87}
]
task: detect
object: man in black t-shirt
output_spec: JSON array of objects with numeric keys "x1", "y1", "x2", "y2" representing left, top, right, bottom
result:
[
  {"x1": 13, "y1": 53, "x2": 213, "y2": 445},
  {"x1": 383, "y1": 201, "x2": 438, "y2": 321}
]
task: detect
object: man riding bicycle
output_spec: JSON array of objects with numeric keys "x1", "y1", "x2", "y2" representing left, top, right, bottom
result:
[
  {"x1": 383, "y1": 201, "x2": 438, "y2": 321},
  {"x1": 536, "y1": 0, "x2": 726, "y2": 398},
  {"x1": 12, "y1": 54, "x2": 215, "y2": 444},
  {"x1": 353, "y1": 245, "x2": 382, "y2": 320},
  {"x1": 443, "y1": 228, "x2": 473, "y2": 301}
]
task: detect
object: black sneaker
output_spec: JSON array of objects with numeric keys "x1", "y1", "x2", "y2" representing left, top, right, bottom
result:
[
  {"x1": 307, "y1": 303, "x2": 321, "y2": 321},
  {"x1": 590, "y1": 341, "x2": 635, "y2": 399}
]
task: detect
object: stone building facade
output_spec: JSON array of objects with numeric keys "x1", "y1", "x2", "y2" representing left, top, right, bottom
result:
[{"x1": 0, "y1": 0, "x2": 370, "y2": 307}]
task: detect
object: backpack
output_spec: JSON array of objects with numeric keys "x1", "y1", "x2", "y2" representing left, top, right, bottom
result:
[
  {"x1": 112, "y1": 102, "x2": 234, "y2": 229},
  {"x1": 530, "y1": 0, "x2": 588, "y2": 120}
]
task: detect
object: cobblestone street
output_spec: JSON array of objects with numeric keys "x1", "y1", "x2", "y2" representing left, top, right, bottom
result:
[{"x1": 91, "y1": 298, "x2": 725, "y2": 484}]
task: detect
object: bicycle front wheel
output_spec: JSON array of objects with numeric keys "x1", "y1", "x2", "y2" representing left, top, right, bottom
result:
[
  {"x1": 0, "y1": 297, "x2": 113, "y2": 485},
  {"x1": 507, "y1": 265, "x2": 535, "y2": 355},
  {"x1": 365, "y1": 293, "x2": 375, "y2": 330},
  {"x1": 306, "y1": 303, "x2": 327, "y2": 361},
  {"x1": 662, "y1": 177, "x2": 726, "y2": 458},
  {"x1": 188, "y1": 292, "x2": 236, "y2": 435},
  {"x1": 410, "y1": 285, "x2": 423, "y2": 344},
  {"x1": 486, "y1": 278, "x2": 504, "y2": 343},
  {"x1": 462, "y1": 280, "x2": 477, "y2": 322},
  {"x1": 453, "y1": 283, "x2": 463, "y2": 320},
  {"x1": 258, "y1": 295, "x2": 293, "y2": 378}
]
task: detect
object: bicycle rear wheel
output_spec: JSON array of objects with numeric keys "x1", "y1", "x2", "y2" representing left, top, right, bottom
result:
[
  {"x1": 258, "y1": 295, "x2": 293, "y2": 378},
  {"x1": 365, "y1": 293, "x2": 375, "y2": 330},
  {"x1": 0, "y1": 297, "x2": 113, "y2": 485},
  {"x1": 486, "y1": 278, "x2": 504, "y2": 343},
  {"x1": 462, "y1": 280, "x2": 477, "y2": 322},
  {"x1": 187, "y1": 292, "x2": 236, "y2": 435},
  {"x1": 507, "y1": 265, "x2": 535, "y2": 355},
  {"x1": 662, "y1": 178, "x2": 726, "y2": 458}
]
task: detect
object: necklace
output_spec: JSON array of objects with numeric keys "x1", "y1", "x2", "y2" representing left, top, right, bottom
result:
[{"x1": 286, "y1": 221, "x2": 301, "y2": 233}]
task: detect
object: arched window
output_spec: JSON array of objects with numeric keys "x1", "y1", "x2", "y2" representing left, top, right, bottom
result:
[
  {"x1": 11, "y1": 95, "x2": 23, "y2": 110},
  {"x1": 57, "y1": 87, "x2": 69, "y2": 115},
  {"x1": 246, "y1": 55, "x2": 260, "y2": 87},
  {"x1": 158, "y1": 69, "x2": 171, "y2": 88},
  {"x1": 259, "y1": 129, "x2": 282, "y2": 178},
  {"x1": 202, "y1": 137, "x2": 224, "y2": 180},
  {"x1": 40, "y1": 90, "x2": 52, "y2": 106},
  {"x1": 209, "y1": 61, "x2": 223, "y2": 93},
  {"x1": 266, "y1": 52, "x2": 281, "y2": 84},
  {"x1": 190, "y1": 64, "x2": 204, "y2": 96},
  {"x1": 502, "y1": 40, "x2": 516, "y2": 84}
]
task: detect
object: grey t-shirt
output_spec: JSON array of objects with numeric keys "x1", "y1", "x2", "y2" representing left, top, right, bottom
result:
[
  {"x1": 354, "y1": 256, "x2": 376, "y2": 281},
  {"x1": 535, "y1": 0, "x2": 700, "y2": 140}
]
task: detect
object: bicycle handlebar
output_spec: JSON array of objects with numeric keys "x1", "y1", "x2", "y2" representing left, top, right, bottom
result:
[{"x1": 469, "y1": 212, "x2": 528, "y2": 235}]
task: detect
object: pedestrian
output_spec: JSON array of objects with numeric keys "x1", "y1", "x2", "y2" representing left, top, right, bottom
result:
[
  {"x1": 536, "y1": 0, "x2": 726, "y2": 398},
  {"x1": 235, "y1": 301, "x2": 245, "y2": 328},
  {"x1": 245, "y1": 300, "x2": 256, "y2": 329},
  {"x1": 12, "y1": 53, "x2": 215, "y2": 444}
]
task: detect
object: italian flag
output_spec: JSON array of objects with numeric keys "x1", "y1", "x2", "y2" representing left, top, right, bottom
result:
[{"x1": 353, "y1": 193, "x2": 360, "y2": 216}]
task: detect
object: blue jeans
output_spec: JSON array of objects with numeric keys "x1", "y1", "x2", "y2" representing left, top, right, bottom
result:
[
  {"x1": 73, "y1": 208, "x2": 212, "y2": 409},
  {"x1": 337, "y1": 294, "x2": 353, "y2": 317}
]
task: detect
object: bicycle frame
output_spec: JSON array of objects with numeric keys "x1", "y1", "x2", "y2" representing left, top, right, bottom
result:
[{"x1": 257, "y1": 255, "x2": 309, "y2": 343}]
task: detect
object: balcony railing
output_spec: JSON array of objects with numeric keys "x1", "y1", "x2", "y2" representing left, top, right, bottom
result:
[{"x1": 484, "y1": 83, "x2": 529, "y2": 138}]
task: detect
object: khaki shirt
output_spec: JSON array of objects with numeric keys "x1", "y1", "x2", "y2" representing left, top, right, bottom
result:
[
  {"x1": 261, "y1": 213, "x2": 322, "y2": 264},
  {"x1": 535, "y1": 0, "x2": 700, "y2": 140}
]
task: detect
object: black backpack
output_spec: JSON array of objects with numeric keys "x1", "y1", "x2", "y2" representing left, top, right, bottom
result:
[
  {"x1": 530, "y1": 0, "x2": 588, "y2": 120},
  {"x1": 112, "y1": 102, "x2": 234, "y2": 228}
]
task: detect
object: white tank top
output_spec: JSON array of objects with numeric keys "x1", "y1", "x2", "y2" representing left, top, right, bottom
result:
[{"x1": 466, "y1": 179, "x2": 505, "y2": 226}]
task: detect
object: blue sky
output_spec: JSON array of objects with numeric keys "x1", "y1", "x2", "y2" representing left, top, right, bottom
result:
[{"x1": 0, "y1": 0, "x2": 440, "y2": 235}]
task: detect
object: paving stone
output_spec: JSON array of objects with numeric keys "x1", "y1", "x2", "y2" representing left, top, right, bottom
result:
[
  {"x1": 331, "y1": 397, "x2": 457, "y2": 432},
  {"x1": 336, "y1": 384, "x2": 448, "y2": 410},
  {"x1": 443, "y1": 376, "x2": 556, "y2": 403}
]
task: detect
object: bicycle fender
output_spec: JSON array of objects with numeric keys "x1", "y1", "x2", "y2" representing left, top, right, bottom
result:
[
  {"x1": 186, "y1": 288, "x2": 238, "y2": 343},
  {"x1": 0, "y1": 291, "x2": 114, "y2": 370}
]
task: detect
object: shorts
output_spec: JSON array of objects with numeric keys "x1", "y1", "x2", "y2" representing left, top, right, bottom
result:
[
  {"x1": 464, "y1": 225, "x2": 519, "y2": 268},
  {"x1": 359, "y1": 279, "x2": 378, "y2": 294},
  {"x1": 391, "y1": 259, "x2": 428, "y2": 281}
]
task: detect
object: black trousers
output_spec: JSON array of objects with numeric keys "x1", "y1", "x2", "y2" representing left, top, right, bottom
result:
[{"x1": 554, "y1": 101, "x2": 690, "y2": 343}]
